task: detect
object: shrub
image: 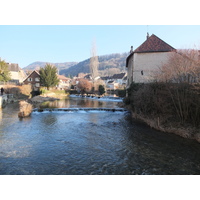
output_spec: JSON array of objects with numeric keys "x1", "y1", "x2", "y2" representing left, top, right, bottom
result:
[
  {"x1": 117, "y1": 89, "x2": 126, "y2": 97},
  {"x1": 127, "y1": 82, "x2": 200, "y2": 127}
]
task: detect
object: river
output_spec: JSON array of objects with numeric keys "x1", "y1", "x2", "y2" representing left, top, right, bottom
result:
[{"x1": 0, "y1": 96, "x2": 200, "y2": 175}]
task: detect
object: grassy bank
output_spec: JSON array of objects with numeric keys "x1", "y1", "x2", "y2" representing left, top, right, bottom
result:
[
  {"x1": 40, "y1": 87, "x2": 69, "y2": 99},
  {"x1": 125, "y1": 82, "x2": 200, "y2": 142}
]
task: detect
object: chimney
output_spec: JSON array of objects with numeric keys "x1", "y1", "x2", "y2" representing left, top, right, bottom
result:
[
  {"x1": 146, "y1": 32, "x2": 149, "y2": 40},
  {"x1": 130, "y1": 46, "x2": 133, "y2": 53}
]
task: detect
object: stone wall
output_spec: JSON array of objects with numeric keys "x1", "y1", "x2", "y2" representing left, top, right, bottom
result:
[{"x1": 133, "y1": 52, "x2": 174, "y2": 83}]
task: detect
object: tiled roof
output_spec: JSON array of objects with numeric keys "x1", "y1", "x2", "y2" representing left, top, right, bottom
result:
[
  {"x1": 58, "y1": 74, "x2": 69, "y2": 80},
  {"x1": 101, "y1": 76, "x2": 111, "y2": 80},
  {"x1": 112, "y1": 73, "x2": 126, "y2": 79},
  {"x1": 126, "y1": 34, "x2": 176, "y2": 67},
  {"x1": 134, "y1": 34, "x2": 176, "y2": 53}
]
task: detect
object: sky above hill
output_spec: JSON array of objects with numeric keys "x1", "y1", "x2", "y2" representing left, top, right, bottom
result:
[
  {"x1": 1, "y1": 25, "x2": 200, "y2": 68},
  {"x1": 0, "y1": 1, "x2": 199, "y2": 70}
]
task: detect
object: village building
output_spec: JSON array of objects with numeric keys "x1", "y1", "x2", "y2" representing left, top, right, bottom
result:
[
  {"x1": 126, "y1": 34, "x2": 176, "y2": 88},
  {"x1": 57, "y1": 75, "x2": 71, "y2": 90},
  {"x1": 7, "y1": 63, "x2": 26, "y2": 84},
  {"x1": 23, "y1": 70, "x2": 40, "y2": 91},
  {"x1": 23, "y1": 70, "x2": 71, "y2": 91},
  {"x1": 107, "y1": 80, "x2": 119, "y2": 90},
  {"x1": 101, "y1": 73, "x2": 127, "y2": 89}
]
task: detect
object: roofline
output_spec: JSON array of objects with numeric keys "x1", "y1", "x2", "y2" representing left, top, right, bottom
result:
[
  {"x1": 23, "y1": 70, "x2": 40, "y2": 82},
  {"x1": 134, "y1": 34, "x2": 176, "y2": 53}
]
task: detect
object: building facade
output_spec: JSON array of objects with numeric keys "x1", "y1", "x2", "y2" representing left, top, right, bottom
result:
[
  {"x1": 126, "y1": 34, "x2": 176, "y2": 88},
  {"x1": 23, "y1": 70, "x2": 40, "y2": 91},
  {"x1": 7, "y1": 63, "x2": 27, "y2": 84}
]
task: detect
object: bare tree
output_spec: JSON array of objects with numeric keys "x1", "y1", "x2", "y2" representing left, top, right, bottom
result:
[
  {"x1": 90, "y1": 40, "x2": 99, "y2": 81},
  {"x1": 77, "y1": 78, "x2": 93, "y2": 94},
  {"x1": 154, "y1": 49, "x2": 200, "y2": 83}
]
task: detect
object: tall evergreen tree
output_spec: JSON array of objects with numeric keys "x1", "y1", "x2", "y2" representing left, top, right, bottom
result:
[
  {"x1": 39, "y1": 64, "x2": 59, "y2": 90},
  {"x1": 0, "y1": 59, "x2": 11, "y2": 82}
]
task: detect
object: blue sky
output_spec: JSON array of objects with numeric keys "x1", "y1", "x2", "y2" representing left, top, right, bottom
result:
[{"x1": 1, "y1": 25, "x2": 200, "y2": 68}]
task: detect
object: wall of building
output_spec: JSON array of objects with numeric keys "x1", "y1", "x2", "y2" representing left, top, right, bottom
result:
[
  {"x1": 133, "y1": 52, "x2": 174, "y2": 83},
  {"x1": 126, "y1": 54, "x2": 134, "y2": 88},
  {"x1": 23, "y1": 71, "x2": 40, "y2": 91}
]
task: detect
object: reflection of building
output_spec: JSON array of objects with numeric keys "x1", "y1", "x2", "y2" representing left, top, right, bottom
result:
[
  {"x1": 126, "y1": 34, "x2": 176, "y2": 88},
  {"x1": 7, "y1": 63, "x2": 26, "y2": 84},
  {"x1": 23, "y1": 70, "x2": 40, "y2": 91}
]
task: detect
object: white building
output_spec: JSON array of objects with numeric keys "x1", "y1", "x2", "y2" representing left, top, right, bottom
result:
[
  {"x1": 7, "y1": 63, "x2": 27, "y2": 84},
  {"x1": 126, "y1": 34, "x2": 176, "y2": 88}
]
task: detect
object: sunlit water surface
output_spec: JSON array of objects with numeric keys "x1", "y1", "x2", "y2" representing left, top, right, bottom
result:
[{"x1": 1, "y1": 96, "x2": 200, "y2": 175}]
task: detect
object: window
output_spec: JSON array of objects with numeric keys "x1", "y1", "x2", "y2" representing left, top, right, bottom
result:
[
  {"x1": 35, "y1": 83, "x2": 40, "y2": 87},
  {"x1": 35, "y1": 77, "x2": 40, "y2": 82},
  {"x1": 27, "y1": 78, "x2": 32, "y2": 81}
]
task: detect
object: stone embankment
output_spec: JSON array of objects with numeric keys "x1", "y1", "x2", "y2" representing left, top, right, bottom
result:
[{"x1": 0, "y1": 94, "x2": 14, "y2": 108}]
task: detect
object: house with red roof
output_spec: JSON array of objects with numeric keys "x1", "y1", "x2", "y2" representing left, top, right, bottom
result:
[{"x1": 126, "y1": 34, "x2": 176, "y2": 87}]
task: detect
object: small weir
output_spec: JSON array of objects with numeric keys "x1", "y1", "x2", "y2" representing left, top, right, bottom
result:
[{"x1": 33, "y1": 107, "x2": 128, "y2": 113}]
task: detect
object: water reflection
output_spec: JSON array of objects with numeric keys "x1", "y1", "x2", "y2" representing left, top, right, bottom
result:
[
  {"x1": 41, "y1": 114, "x2": 57, "y2": 127},
  {"x1": 40, "y1": 97, "x2": 119, "y2": 109}
]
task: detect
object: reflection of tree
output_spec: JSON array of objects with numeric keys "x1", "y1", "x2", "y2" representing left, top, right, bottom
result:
[{"x1": 40, "y1": 99, "x2": 70, "y2": 108}]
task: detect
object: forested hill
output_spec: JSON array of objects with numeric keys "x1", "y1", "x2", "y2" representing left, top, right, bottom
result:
[
  {"x1": 23, "y1": 52, "x2": 129, "y2": 77},
  {"x1": 60, "y1": 53, "x2": 128, "y2": 77}
]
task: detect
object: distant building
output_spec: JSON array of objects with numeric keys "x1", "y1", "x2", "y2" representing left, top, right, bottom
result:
[
  {"x1": 101, "y1": 73, "x2": 127, "y2": 89},
  {"x1": 23, "y1": 70, "x2": 40, "y2": 91},
  {"x1": 126, "y1": 34, "x2": 176, "y2": 87},
  {"x1": 7, "y1": 63, "x2": 26, "y2": 84},
  {"x1": 111, "y1": 73, "x2": 126, "y2": 85},
  {"x1": 57, "y1": 75, "x2": 71, "y2": 90},
  {"x1": 107, "y1": 80, "x2": 119, "y2": 90}
]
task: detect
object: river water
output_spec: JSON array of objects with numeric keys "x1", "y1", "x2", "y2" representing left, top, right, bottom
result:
[{"x1": 0, "y1": 96, "x2": 200, "y2": 175}]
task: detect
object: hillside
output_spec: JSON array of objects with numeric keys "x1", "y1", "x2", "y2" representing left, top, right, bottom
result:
[
  {"x1": 60, "y1": 53, "x2": 128, "y2": 77},
  {"x1": 23, "y1": 61, "x2": 78, "y2": 71},
  {"x1": 23, "y1": 52, "x2": 128, "y2": 77}
]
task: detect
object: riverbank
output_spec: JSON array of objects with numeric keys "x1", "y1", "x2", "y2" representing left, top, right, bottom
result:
[
  {"x1": 130, "y1": 110, "x2": 200, "y2": 143},
  {"x1": 125, "y1": 82, "x2": 200, "y2": 143}
]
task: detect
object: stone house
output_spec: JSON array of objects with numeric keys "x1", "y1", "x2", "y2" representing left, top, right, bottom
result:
[{"x1": 126, "y1": 34, "x2": 176, "y2": 88}]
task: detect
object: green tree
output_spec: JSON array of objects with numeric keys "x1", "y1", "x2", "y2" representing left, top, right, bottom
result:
[
  {"x1": 98, "y1": 85, "x2": 105, "y2": 95},
  {"x1": 39, "y1": 64, "x2": 59, "y2": 90},
  {"x1": 0, "y1": 59, "x2": 11, "y2": 82}
]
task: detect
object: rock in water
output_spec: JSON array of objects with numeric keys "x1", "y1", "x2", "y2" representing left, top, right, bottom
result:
[{"x1": 18, "y1": 101, "x2": 33, "y2": 118}]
